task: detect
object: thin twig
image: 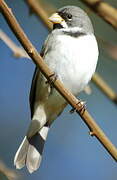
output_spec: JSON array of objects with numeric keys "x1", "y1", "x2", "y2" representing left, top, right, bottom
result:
[
  {"x1": 0, "y1": 29, "x2": 30, "y2": 58},
  {"x1": 27, "y1": 0, "x2": 52, "y2": 29},
  {"x1": 99, "y1": 37, "x2": 117, "y2": 61},
  {"x1": 92, "y1": 73, "x2": 117, "y2": 104},
  {"x1": 1, "y1": 0, "x2": 117, "y2": 162},
  {"x1": 25, "y1": 0, "x2": 52, "y2": 30},
  {"x1": 80, "y1": 0, "x2": 117, "y2": 30},
  {"x1": 25, "y1": 0, "x2": 117, "y2": 105},
  {"x1": 0, "y1": 160, "x2": 19, "y2": 180},
  {"x1": 0, "y1": 29, "x2": 30, "y2": 59}
]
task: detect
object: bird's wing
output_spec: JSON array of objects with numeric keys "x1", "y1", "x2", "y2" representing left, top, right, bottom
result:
[
  {"x1": 29, "y1": 44, "x2": 46, "y2": 118},
  {"x1": 29, "y1": 66, "x2": 39, "y2": 118}
]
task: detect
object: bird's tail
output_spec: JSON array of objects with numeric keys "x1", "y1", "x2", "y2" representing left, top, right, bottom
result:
[{"x1": 14, "y1": 125, "x2": 49, "y2": 173}]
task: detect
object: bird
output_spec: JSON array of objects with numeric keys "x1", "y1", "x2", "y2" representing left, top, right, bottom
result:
[{"x1": 14, "y1": 5, "x2": 99, "y2": 173}]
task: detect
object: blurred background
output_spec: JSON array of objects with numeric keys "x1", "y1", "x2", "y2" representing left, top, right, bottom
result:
[{"x1": 0, "y1": 0, "x2": 117, "y2": 179}]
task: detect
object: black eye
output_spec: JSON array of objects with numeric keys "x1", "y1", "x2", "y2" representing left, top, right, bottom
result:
[{"x1": 67, "y1": 14, "x2": 72, "y2": 20}]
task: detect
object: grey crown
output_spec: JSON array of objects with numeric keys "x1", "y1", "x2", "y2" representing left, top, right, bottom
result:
[{"x1": 57, "y1": 6, "x2": 94, "y2": 34}]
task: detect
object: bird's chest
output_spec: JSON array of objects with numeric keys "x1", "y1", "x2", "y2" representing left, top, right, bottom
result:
[{"x1": 45, "y1": 34, "x2": 98, "y2": 95}]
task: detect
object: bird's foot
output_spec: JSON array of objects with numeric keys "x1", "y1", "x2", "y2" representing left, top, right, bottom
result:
[
  {"x1": 70, "y1": 100, "x2": 86, "y2": 115},
  {"x1": 45, "y1": 73, "x2": 58, "y2": 87}
]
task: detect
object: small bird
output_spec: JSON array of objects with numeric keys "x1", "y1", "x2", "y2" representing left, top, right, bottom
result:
[{"x1": 14, "y1": 6, "x2": 99, "y2": 173}]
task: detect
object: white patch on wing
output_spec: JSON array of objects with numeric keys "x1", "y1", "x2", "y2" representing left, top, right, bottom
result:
[{"x1": 39, "y1": 126, "x2": 49, "y2": 140}]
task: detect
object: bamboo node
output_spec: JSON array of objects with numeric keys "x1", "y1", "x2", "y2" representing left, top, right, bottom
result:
[
  {"x1": 89, "y1": 131, "x2": 95, "y2": 136},
  {"x1": 28, "y1": 48, "x2": 34, "y2": 55}
]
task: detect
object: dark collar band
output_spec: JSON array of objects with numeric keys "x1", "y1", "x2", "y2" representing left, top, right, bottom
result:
[{"x1": 62, "y1": 30, "x2": 86, "y2": 37}]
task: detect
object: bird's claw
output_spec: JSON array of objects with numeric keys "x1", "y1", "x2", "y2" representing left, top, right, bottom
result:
[
  {"x1": 45, "y1": 73, "x2": 58, "y2": 87},
  {"x1": 70, "y1": 100, "x2": 86, "y2": 115}
]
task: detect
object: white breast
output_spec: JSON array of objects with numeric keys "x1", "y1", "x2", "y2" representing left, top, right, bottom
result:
[{"x1": 44, "y1": 34, "x2": 99, "y2": 96}]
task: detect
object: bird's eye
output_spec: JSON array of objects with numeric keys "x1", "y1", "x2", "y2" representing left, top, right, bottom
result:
[{"x1": 67, "y1": 14, "x2": 72, "y2": 20}]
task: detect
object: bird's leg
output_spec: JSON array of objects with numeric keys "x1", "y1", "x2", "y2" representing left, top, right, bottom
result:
[
  {"x1": 69, "y1": 100, "x2": 86, "y2": 115},
  {"x1": 45, "y1": 72, "x2": 58, "y2": 88}
]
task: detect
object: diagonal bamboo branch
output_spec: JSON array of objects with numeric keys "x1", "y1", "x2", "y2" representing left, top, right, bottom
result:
[
  {"x1": 25, "y1": 0, "x2": 117, "y2": 105},
  {"x1": 25, "y1": 0, "x2": 54, "y2": 30},
  {"x1": 93, "y1": 73, "x2": 117, "y2": 104},
  {"x1": 81, "y1": 0, "x2": 117, "y2": 30},
  {"x1": 1, "y1": 0, "x2": 117, "y2": 162},
  {"x1": 27, "y1": 0, "x2": 52, "y2": 29}
]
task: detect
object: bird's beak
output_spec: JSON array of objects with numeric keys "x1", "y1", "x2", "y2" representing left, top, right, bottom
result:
[{"x1": 48, "y1": 13, "x2": 64, "y2": 24}]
